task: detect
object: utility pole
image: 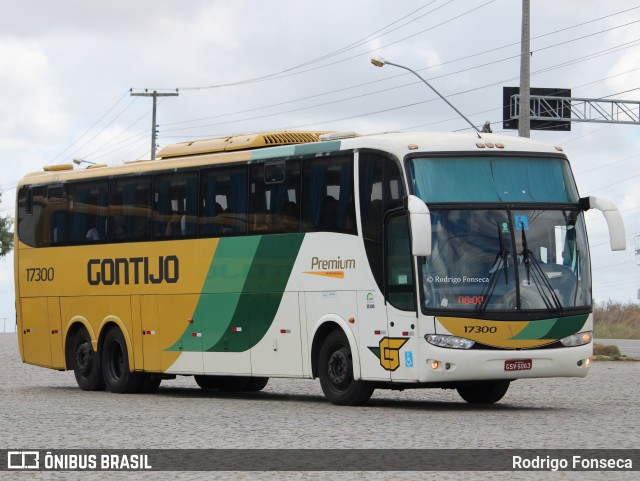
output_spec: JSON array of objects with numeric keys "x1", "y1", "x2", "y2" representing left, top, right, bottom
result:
[
  {"x1": 130, "y1": 89, "x2": 179, "y2": 159},
  {"x1": 518, "y1": 0, "x2": 531, "y2": 138}
]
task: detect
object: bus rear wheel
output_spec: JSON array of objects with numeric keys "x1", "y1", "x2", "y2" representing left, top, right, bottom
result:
[
  {"x1": 101, "y1": 327, "x2": 143, "y2": 394},
  {"x1": 456, "y1": 381, "x2": 510, "y2": 404},
  {"x1": 71, "y1": 326, "x2": 105, "y2": 391},
  {"x1": 318, "y1": 329, "x2": 374, "y2": 405}
]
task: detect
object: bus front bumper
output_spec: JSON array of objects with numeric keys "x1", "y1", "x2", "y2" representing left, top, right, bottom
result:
[{"x1": 416, "y1": 342, "x2": 593, "y2": 383}]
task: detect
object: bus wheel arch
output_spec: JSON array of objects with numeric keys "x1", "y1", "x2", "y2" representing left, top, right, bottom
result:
[
  {"x1": 98, "y1": 317, "x2": 136, "y2": 371},
  {"x1": 310, "y1": 317, "x2": 361, "y2": 380},
  {"x1": 310, "y1": 318, "x2": 373, "y2": 405}
]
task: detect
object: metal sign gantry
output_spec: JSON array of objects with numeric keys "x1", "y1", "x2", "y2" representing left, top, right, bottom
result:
[{"x1": 509, "y1": 94, "x2": 640, "y2": 127}]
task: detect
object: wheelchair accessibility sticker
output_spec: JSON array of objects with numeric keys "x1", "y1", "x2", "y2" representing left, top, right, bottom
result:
[{"x1": 405, "y1": 351, "x2": 414, "y2": 368}]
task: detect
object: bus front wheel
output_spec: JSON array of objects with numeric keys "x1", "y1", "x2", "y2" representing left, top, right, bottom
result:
[
  {"x1": 318, "y1": 329, "x2": 374, "y2": 406},
  {"x1": 101, "y1": 327, "x2": 143, "y2": 393},
  {"x1": 456, "y1": 381, "x2": 510, "y2": 404},
  {"x1": 71, "y1": 326, "x2": 105, "y2": 391}
]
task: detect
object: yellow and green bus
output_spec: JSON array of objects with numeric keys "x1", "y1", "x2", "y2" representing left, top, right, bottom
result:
[{"x1": 15, "y1": 130, "x2": 626, "y2": 405}]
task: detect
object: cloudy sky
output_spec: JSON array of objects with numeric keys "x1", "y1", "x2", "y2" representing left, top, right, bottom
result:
[{"x1": 1, "y1": 0, "x2": 639, "y2": 331}]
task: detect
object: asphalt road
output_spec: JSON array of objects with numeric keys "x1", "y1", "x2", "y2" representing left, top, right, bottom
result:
[{"x1": 1, "y1": 333, "x2": 637, "y2": 480}]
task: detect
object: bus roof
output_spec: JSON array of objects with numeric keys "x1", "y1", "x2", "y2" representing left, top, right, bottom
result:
[{"x1": 19, "y1": 131, "x2": 566, "y2": 187}]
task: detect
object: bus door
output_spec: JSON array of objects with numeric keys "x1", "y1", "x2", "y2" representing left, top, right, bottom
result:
[{"x1": 384, "y1": 212, "x2": 419, "y2": 382}]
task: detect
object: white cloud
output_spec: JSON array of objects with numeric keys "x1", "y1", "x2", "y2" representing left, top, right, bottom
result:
[{"x1": 0, "y1": 38, "x2": 68, "y2": 149}]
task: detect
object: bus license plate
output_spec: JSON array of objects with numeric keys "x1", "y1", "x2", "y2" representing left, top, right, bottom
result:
[{"x1": 504, "y1": 359, "x2": 532, "y2": 371}]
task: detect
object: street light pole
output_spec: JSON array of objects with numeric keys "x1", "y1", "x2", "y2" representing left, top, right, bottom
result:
[
  {"x1": 371, "y1": 57, "x2": 481, "y2": 138},
  {"x1": 518, "y1": 0, "x2": 531, "y2": 138}
]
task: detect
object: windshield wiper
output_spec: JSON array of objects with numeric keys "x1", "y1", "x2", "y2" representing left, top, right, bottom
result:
[
  {"x1": 519, "y1": 223, "x2": 564, "y2": 313},
  {"x1": 476, "y1": 223, "x2": 510, "y2": 314}
]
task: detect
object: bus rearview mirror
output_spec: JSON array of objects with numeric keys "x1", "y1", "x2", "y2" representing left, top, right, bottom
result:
[
  {"x1": 406, "y1": 195, "x2": 432, "y2": 256},
  {"x1": 581, "y1": 195, "x2": 627, "y2": 251}
]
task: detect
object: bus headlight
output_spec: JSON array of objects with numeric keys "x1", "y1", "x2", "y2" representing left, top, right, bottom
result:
[
  {"x1": 560, "y1": 331, "x2": 592, "y2": 347},
  {"x1": 426, "y1": 334, "x2": 475, "y2": 349}
]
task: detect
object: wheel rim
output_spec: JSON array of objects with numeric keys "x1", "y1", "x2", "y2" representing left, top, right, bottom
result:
[
  {"x1": 75, "y1": 341, "x2": 93, "y2": 377},
  {"x1": 327, "y1": 348, "x2": 350, "y2": 388}
]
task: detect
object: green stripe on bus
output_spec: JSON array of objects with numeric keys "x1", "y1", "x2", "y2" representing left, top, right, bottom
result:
[
  {"x1": 543, "y1": 314, "x2": 588, "y2": 340},
  {"x1": 206, "y1": 233, "x2": 304, "y2": 352},
  {"x1": 249, "y1": 141, "x2": 341, "y2": 161},
  {"x1": 508, "y1": 314, "x2": 588, "y2": 340},
  {"x1": 167, "y1": 234, "x2": 305, "y2": 353}
]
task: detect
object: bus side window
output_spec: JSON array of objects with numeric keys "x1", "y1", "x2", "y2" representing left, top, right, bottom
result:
[
  {"x1": 110, "y1": 176, "x2": 152, "y2": 242},
  {"x1": 68, "y1": 181, "x2": 108, "y2": 244},
  {"x1": 249, "y1": 159, "x2": 300, "y2": 234},
  {"x1": 200, "y1": 167, "x2": 248, "y2": 236},
  {"x1": 17, "y1": 186, "x2": 39, "y2": 247},
  {"x1": 153, "y1": 172, "x2": 198, "y2": 239},
  {"x1": 359, "y1": 153, "x2": 405, "y2": 290},
  {"x1": 47, "y1": 185, "x2": 67, "y2": 246},
  {"x1": 302, "y1": 155, "x2": 356, "y2": 234}
]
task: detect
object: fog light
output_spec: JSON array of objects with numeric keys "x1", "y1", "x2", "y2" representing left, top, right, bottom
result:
[
  {"x1": 560, "y1": 331, "x2": 592, "y2": 347},
  {"x1": 431, "y1": 360, "x2": 440, "y2": 370}
]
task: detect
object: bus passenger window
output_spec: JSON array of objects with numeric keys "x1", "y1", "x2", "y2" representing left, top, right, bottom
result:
[
  {"x1": 153, "y1": 172, "x2": 198, "y2": 239},
  {"x1": 110, "y1": 177, "x2": 152, "y2": 242},
  {"x1": 200, "y1": 167, "x2": 248, "y2": 236},
  {"x1": 67, "y1": 181, "x2": 108, "y2": 244},
  {"x1": 301, "y1": 155, "x2": 356, "y2": 234},
  {"x1": 17, "y1": 186, "x2": 41, "y2": 248},
  {"x1": 47, "y1": 185, "x2": 68, "y2": 246},
  {"x1": 249, "y1": 160, "x2": 300, "y2": 234}
]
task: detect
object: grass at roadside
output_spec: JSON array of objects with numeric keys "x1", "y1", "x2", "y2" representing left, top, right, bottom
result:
[
  {"x1": 593, "y1": 300, "x2": 640, "y2": 339},
  {"x1": 592, "y1": 342, "x2": 639, "y2": 361}
]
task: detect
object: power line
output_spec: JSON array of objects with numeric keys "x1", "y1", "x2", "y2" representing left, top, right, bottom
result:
[
  {"x1": 161, "y1": 16, "x2": 640, "y2": 134},
  {"x1": 44, "y1": 91, "x2": 130, "y2": 166},
  {"x1": 170, "y1": 0, "x2": 491, "y2": 91},
  {"x1": 161, "y1": 37, "x2": 640, "y2": 139},
  {"x1": 157, "y1": 3, "x2": 640, "y2": 98}
]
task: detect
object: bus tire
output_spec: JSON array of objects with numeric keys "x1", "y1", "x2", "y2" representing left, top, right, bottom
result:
[
  {"x1": 318, "y1": 329, "x2": 374, "y2": 406},
  {"x1": 194, "y1": 375, "x2": 268, "y2": 392},
  {"x1": 71, "y1": 326, "x2": 105, "y2": 391},
  {"x1": 245, "y1": 377, "x2": 269, "y2": 392},
  {"x1": 194, "y1": 375, "x2": 221, "y2": 390},
  {"x1": 457, "y1": 381, "x2": 510, "y2": 404},
  {"x1": 139, "y1": 374, "x2": 162, "y2": 393},
  {"x1": 211, "y1": 376, "x2": 265, "y2": 392},
  {"x1": 101, "y1": 327, "x2": 143, "y2": 394}
]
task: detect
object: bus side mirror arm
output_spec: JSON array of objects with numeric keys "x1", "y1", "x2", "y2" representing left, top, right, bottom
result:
[
  {"x1": 406, "y1": 195, "x2": 432, "y2": 256},
  {"x1": 580, "y1": 196, "x2": 627, "y2": 251}
]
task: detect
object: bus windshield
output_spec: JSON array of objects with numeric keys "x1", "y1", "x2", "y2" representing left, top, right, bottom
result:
[{"x1": 421, "y1": 208, "x2": 592, "y2": 314}]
